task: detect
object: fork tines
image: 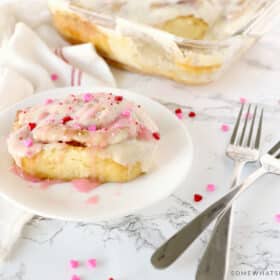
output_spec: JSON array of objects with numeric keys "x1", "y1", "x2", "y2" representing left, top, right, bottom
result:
[
  {"x1": 230, "y1": 104, "x2": 264, "y2": 148},
  {"x1": 268, "y1": 141, "x2": 280, "y2": 158}
]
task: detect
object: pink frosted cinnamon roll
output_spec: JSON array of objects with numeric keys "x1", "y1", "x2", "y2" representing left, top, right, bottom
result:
[{"x1": 7, "y1": 92, "x2": 160, "y2": 182}]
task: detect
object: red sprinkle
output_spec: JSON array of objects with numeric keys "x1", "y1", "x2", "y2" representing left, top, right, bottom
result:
[
  {"x1": 28, "y1": 123, "x2": 37, "y2": 131},
  {"x1": 62, "y1": 116, "x2": 73, "y2": 124},
  {"x1": 108, "y1": 278, "x2": 114, "y2": 280},
  {"x1": 114, "y1": 96, "x2": 123, "y2": 102},
  {"x1": 194, "y1": 194, "x2": 203, "y2": 202},
  {"x1": 175, "y1": 108, "x2": 182, "y2": 114},
  {"x1": 188, "y1": 111, "x2": 196, "y2": 118},
  {"x1": 50, "y1": 73, "x2": 59, "y2": 81},
  {"x1": 152, "y1": 132, "x2": 160, "y2": 140}
]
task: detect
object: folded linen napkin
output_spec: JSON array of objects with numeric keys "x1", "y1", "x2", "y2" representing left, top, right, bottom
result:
[{"x1": 0, "y1": 0, "x2": 116, "y2": 261}]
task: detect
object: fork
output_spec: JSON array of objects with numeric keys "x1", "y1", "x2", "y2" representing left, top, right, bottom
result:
[
  {"x1": 196, "y1": 104, "x2": 263, "y2": 280},
  {"x1": 151, "y1": 140, "x2": 280, "y2": 270}
]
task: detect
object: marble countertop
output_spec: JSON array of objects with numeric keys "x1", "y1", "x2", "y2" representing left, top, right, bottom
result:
[{"x1": 1, "y1": 24, "x2": 280, "y2": 280}]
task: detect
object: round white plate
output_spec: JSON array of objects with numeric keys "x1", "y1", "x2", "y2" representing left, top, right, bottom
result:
[{"x1": 0, "y1": 87, "x2": 193, "y2": 222}]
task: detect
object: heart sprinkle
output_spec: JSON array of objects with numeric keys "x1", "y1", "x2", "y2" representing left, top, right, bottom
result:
[
  {"x1": 114, "y1": 96, "x2": 123, "y2": 102},
  {"x1": 188, "y1": 111, "x2": 196, "y2": 118},
  {"x1": 240, "y1": 97, "x2": 247, "y2": 104},
  {"x1": 206, "y1": 184, "x2": 216, "y2": 192},
  {"x1": 244, "y1": 112, "x2": 253, "y2": 120},
  {"x1": 69, "y1": 260, "x2": 80, "y2": 269},
  {"x1": 50, "y1": 73, "x2": 59, "y2": 81},
  {"x1": 28, "y1": 122, "x2": 37, "y2": 131},
  {"x1": 121, "y1": 110, "x2": 131, "y2": 118},
  {"x1": 221, "y1": 124, "x2": 230, "y2": 132},
  {"x1": 87, "y1": 125, "x2": 97, "y2": 132},
  {"x1": 62, "y1": 116, "x2": 73, "y2": 125},
  {"x1": 275, "y1": 214, "x2": 280, "y2": 223},
  {"x1": 194, "y1": 194, "x2": 203, "y2": 202},
  {"x1": 71, "y1": 275, "x2": 81, "y2": 280},
  {"x1": 175, "y1": 108, "x2": 183, "y2": 119},
  {"x1": 23, "y1": 138, "x2": 33, "y2": 148},
  {"x1": 45, "y1": 98, "x2": 54, "y2": 105},
  {"x1": 152, "y1": 132, "x2": 160, "y2": 140},
  {"x1": 83, "y1": 93, "x2": 94, "y2": 103},
  {"x1": 87, "y1": 258, "x2": 97, "y2": 268}
]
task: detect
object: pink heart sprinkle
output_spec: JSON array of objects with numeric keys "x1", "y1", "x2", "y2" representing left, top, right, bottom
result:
[
  {"x1": 274, "y1": 214, "x2": 280, "y2": 223},
  {"x1": 221, "y1": 124, "x2": 230, "y2": 132},
  {"x1": 45, "y1": 98, "x2": 54, "y2": 105},
  {"x1": 69, "y1": 260, "x2": 79, "y2": 269},
  {"x1": 121, "y1": 110, "x2": 131, "y2": 118},
  {"x1": 87, "y1": 258, "x2": 97, "y2": 268},
  {"x1": 23, "y1": 138, "x2": 33, "y2": 148},
  {"x1": 244, "y1": 112, "x2": 253, "y2": 120},
  {"x1": 51, "y1": 73, "x2": 59, "y2": 81},
  {"x1": 88, "y1": 125, "x2": 97, "y2": 132},
  {"x1": 240, "y1": 97, "x2": 247, "y2": 104},
  {"x1": 206, "y1": 184, "x2": 216, "y2": 192},
  {"x1": 83, "y1": 93, "x2": 94, "y2": 103},
  {"x1": 71, "y1": 275, "x2": 81, "y2": 280},
  {"x1": 176, "y1": 112, "x2": 183, "y2": 120}
]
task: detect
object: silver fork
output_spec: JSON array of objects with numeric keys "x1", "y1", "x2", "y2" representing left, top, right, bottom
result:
[
  {"x1": 151, "y1": 104, "x2": 264, "y2": 270},
  {"x1": 196, "y1": 104, "x2": 263, "y2": 280},
  {"x1": 151, "y1": 140, "x2": 280, "y2": 270}
]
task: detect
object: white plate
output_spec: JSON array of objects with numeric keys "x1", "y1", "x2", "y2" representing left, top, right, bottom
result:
[{"x1": 0, "y1": 87, "x2": 193, "y2": 222}]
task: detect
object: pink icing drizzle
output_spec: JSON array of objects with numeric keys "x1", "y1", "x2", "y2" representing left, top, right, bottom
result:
[
  {"x1": 10, "y1": 164, "x2": 41, "y2": 183},
  {"x1": 86, "y1": 195, "x2": 100, "y2": 204},
  {"x1": 40, "y1": 180, "x2": 62, "y2": 190},
  {"x1": 11, "y1": 164, "x2": 99, "y2": 194},
  {"x1": 72, "y1": 179, "x2": 100, "y2": 193}
]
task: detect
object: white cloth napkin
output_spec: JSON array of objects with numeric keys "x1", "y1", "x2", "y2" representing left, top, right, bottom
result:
[{"x1": 0, "y1": 0, "x2": 116, "y2": 261}]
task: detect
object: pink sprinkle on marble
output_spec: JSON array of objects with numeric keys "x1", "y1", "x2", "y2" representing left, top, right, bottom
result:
[
  {"x1": 23, "y1": 138, "x2": 33, "y2": 147},
  {"x1": 206, "y1": 184, "x2": 216, "y2": 192},
  {"x1": 275, "y1": 214, "x2": 280, "y2": 223},
  {"x1": 51, "y1": 73, "x2": 58, "y2": 81},
  {"x1": 72, "y1": 179, "x2": 100, "y2": 193},
  {"x1": 40, "y1": 180, "x2": 61, "y2": 190},
  {"x1": 87, "y1": 125, "x2": 97, "y2": 132},
  {"x1": 70, "y1": 260, "x2": 80, "y2": 269},
  {"x1": 221, "y1": 124, "x2": 230, "y2": 132},
  {"x1": 86, "y1": 195, "x2": 99, "y2": 205},
  {"x1": 71, "y1": 275, "x2": 80, "y2": 280},
  {"x1": 121, "y1": 110, "x2": 131, "y2": 118},
  {"x1": 87, "y1": 258, "x2": 97, "y2": 268},
  {"x1": 45, "y1": 98, "x2": 53, "y2": 105},
  {"x1": 83, "y1": 93, "x2": 94, "y2": 102},
  {"x1": 240, "y1": 97, "x2": 247, "y2": 104},
  {"x1": 244, "y1": 112, "x2": 253, "y2": 120}
]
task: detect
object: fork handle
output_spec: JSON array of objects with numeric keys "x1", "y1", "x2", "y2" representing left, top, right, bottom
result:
[
  {"x1": 195, "y1": 161, "x2": 245, "y2": 280},
  {"x1": 151, "y1": 167, "x2": 266, "y2": 269}
]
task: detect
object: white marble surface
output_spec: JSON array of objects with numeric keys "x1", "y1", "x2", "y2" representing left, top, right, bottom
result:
[{"x1": 1, "y1": 24, "x2": 280, "y2": 280}]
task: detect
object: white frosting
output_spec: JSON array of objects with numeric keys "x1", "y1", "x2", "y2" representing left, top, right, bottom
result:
[{"x1": 7, "y1": 92, "x2": 160, "y2": 170}]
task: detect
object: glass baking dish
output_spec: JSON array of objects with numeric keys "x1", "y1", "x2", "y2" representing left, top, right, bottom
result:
[{"x1": 49, "y1": 0, "x2": 280, "y2": 85}]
